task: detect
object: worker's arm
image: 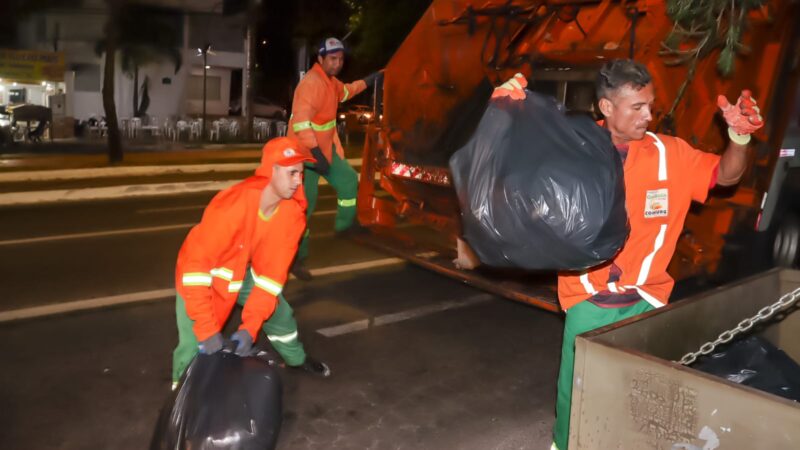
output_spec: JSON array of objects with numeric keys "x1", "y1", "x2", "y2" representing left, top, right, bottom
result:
[
  {"x1": 179, "y1": 194, "x2": 242, "y2": 341},
  {"x1": 238, "y1": 212, "x2": 305, "y2": 340},
  {"x1": 716, "y1": 90, "x2": 764, "y2": 186},
  {"x1": 291, "y1": 77, "x2": 324, "y2": 151},
  {"x1": 337, "y1": 78, "x2": 368, "y2": 104}
]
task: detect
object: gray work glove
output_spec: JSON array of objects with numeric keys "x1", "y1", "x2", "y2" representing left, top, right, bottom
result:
[
  {"x1": 309, "y1": 146, "x2": 330, "y2": 176},
  {"x1": 363, "y1": 71, "x2": 383, "y2": 88},
  {"x1": 198, "y1": 332, "x2": 224, "y2": 354},
  {"x1": 230, "y1": 330, "x2": 254, "y2": 357}
]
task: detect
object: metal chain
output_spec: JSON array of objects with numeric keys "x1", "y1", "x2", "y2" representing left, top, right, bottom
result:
[{"x1": 675, "y1": 287, "x2": 800, "y2": 366}]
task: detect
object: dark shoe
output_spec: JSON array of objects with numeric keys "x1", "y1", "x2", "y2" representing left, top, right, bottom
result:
[
  {"x1": 290, "y1": 357, "x2": 331, "y2": 378},
  {"x1": 290, "y1": 260, "x2": 313, "y2": 281}
]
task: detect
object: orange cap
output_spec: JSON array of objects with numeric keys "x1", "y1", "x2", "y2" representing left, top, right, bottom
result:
[{"x1": 255, "y1": 137, "x2": 313, "y2": 177}]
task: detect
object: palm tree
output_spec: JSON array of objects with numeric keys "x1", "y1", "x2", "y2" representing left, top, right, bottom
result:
[{"x1": 98, "y1": 2, "x2": 182, "y2": 163}]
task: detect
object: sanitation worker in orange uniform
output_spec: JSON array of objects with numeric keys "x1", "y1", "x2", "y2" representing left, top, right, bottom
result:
[
  {"x1": 172, "y1": 137, "x2": 332, "y2": 389},
  {"x1": 287, "y1": 37, "x2": 381, "y2": 280},
  {"x1": 550, "y1": 60, "x2": 762, "y2": 450},
  {"x1": 459, "y1": 61, "x2": 762, "y2": 450}
]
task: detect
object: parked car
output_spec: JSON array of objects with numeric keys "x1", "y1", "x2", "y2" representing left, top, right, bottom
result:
[{"x1": 229, "y1": 97, "x2": 287, "y2": 120}]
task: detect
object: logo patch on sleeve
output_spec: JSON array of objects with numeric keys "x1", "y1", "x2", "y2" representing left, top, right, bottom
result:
[{"x1": 644, "y1": 189, "x2": 668, "y2": 218}]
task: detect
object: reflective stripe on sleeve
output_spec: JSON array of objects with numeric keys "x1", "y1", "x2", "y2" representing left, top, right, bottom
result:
[
  {"x1": 250, "y1": 268, "x2": 283, "y2": 296},
  {"x1": 210, "y1": 267, "x2": 233, "y2": 281},
  {"x1": 228, "y1": 281, "x2": 243, "y2": 293},
  {"x1": 624, "y1": 285, "x2": 666, "y2": 309},
  {"x1": 267, "y1": 331, "x2": 298, "y2": 343},
  {"x1": 293, "y1": 121, "x2": 312, "y2": 132},
  {"x1": 579, "y1": 273, "x2": 598, "y2": 295},
  {"x1": 182, "y1": 272, "x2": 212, "y2": 286},
  {"x1": 337, "y1": 198, "x2": 356, "y2": 207},
  {"x1": 341, "y1": 86, "x2": 350, "y2": 102},
  {"x1": 311, "y1": 119, "x2": 337, "y2": 131}
]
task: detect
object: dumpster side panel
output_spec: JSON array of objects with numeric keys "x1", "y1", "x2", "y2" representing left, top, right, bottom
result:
[{"x1": 572, "y1": 339, "x2": 800, "y2": 449}]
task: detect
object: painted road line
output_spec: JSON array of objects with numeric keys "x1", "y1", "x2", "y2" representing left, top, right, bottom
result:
[
  {"x1": 0, "y1": 172, "x2": 377, "y2": 206},
  {"x1": 0, "y1": 180, "x2": 239, "y2": 206},
  {"x1": 0, "y1": 158, "x2": 363, "y2": 182},
  {"x1": 0, "y1": 164, "x2": 258, "y2": 182},
  {"x1": 0, "y1": 256, "x2": 406, "y2": 323},
  {"x1": 304, "y1": 257, "x2": 404, "y2": 277},
  {"x1": 0, "y1": 223, "x2": 196, "y2": 246},
  {"x1": 0, "y1": 289, "x2": 176, "y2": 322},
  {"x1": 0, "y1": 221, "x2": 338, "y2": 246},
  {"x1": 316, "y1": 293, "x2": 494, "y2": 338}
]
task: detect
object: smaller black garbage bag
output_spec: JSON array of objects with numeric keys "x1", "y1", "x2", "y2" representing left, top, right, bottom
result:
[
  {"x1": 691, "y1": 335, "x2": 800, "y2": 402},
  {"x1": 449, "y1": 91, "x2": 628, "y2": 271},
  {"x1": 151, "y1": 351, "x2": 282, "y2": 450}
]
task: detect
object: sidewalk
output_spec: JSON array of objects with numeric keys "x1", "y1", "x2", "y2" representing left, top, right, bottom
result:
[
  {"x1": 0, "y1": 136, "x2": 368, "y2": 206},
  {"x1": 0, "y1": 145, "x2": 263, "y2": 172}
]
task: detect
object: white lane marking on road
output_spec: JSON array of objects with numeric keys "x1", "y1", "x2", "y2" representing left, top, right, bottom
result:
[
  {"x1": 0, "y1": 289, "x2": 176, "y2": 322},
  {"x1": 0, "y1": 158, "x2": 362, "y2": 183},
  {"x1": 0, "y1": 256, "x2": 406, "y2": 323},
  {"x1": 315, "y1": 320, "x2": 371, "y2": 337},
  {"x1": 0, "y1": 223, "x2": 195, "y2": 246},
  {"x1": 0, "y1": 163, "x2": 258, "y2": 182},
  {"x1": 316, "y1": 293, "x2": 494, "y2": 338},
  {"x1": 0, "y1": 172, "x2": 378, "y2": 206},
  {"x1": 0, "y1": 218, "x2": 338, "y2": 246}
]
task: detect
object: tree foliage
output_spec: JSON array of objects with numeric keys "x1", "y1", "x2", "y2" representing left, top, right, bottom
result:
[{"x1": 661, "y1": 0, "x2": 766, "y2": 76}]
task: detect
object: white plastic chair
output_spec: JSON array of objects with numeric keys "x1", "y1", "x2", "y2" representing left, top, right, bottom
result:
[{"x1": 210, "y1": 120, "x2": 222, "y2": 141}]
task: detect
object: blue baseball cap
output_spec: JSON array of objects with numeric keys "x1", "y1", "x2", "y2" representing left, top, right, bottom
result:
[{"x1": 318, "y1": 37, "x2": 345, "y2": 56}]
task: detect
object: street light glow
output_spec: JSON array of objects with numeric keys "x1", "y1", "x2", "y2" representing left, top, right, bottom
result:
[{"x1": 205, "y1": 65, "x2": 211, "y2": 69}]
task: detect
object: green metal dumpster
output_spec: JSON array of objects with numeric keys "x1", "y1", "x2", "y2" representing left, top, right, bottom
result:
[{"x1": 571, "y1": 268, "x2": 800, "y2": 449}]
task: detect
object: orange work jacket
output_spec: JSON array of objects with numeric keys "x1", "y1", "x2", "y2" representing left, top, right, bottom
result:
[
  {"x1": 288, "y1": 63, "x2": 366, "y2": 161},
  {"x1": 558, "y1": 132, "x2": 720, "y2": 311},
  {"x1": 175, "y1": 177, "x2": 306, "y2": 341}
]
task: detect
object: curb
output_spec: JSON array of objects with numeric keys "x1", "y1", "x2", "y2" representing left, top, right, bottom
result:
[{"x1": 0, "y1": 163, "x2": 258, "y2": 182}]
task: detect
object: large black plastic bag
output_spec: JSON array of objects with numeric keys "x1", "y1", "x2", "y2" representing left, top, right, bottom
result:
[
  {"x1": 449, "y1": 91, "x2": 628, "y2": 271},
  {"x1": 691, "y1": 335, "x2": 800, "y2": 402},
  {"x1": 151, "y1": 352, "x2": 282, "y2": 450}
]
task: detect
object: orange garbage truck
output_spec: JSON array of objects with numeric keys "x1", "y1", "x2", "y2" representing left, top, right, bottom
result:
[{"x1": 354, "y1": 0, "x2": 800, "y2": 311}]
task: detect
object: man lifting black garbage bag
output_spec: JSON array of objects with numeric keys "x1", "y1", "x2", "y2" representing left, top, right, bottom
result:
[{"x1": 449, "y1": 84, "x2": 628, "y2": 271}]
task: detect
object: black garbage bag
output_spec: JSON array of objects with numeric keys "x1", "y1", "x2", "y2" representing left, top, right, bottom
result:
[
  {"x1": 449, "y1": 91, "x2": 628, "y2": 271},
  {"x1": 151, "y1": 351, "x2": 282, "y2": 450},
  {"x1": 691, "y1": 335, "x2": 800, "y2": 402}
]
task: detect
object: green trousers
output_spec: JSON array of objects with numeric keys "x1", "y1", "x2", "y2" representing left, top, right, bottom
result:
[
  {"x1": 172, "y1": 269, "x2": 307, "y2": 382},
  {"x1": 297, "y1": 151, "x2": 358, "y2": 261},
  {"x1": 552, "y1": 299, "x2": 654, "y2": 450}
]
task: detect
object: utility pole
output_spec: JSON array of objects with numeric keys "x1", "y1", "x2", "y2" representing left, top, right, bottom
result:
[
  {"x1": 243, "y1": 0, "x2": 258, "y2": 142},
  {"x1": 200, "y1": 43, "x2": 211, "y2": 142}
]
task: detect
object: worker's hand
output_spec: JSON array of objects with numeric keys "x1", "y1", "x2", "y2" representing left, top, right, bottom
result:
[
  {"x1": 452, "y1": 237, "x2": 481, "y2": 270},
  {"x1": 717, "y1": 89, "x2": 764, "y2": 145},
  {"x1": 491, "y1": 73, "x2": 527, "y2": 100},
  {"x1": 230, "y1": 330, "x2": 254, "y2": 357},
  {"x1": 198, "y1": 332, "x2": 224, "y2": 355},
  {"x1": 363, "y1": 70, "x2": 383, "y2": 88},
  {"x1": 310, "y1": 146, "x2": 330, "y2": 176}
]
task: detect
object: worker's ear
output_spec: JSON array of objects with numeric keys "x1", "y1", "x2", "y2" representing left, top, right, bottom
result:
[
  {"x1": 598, "y1": 97, "x2": 614, "y2": 118},
  {"x1": 317, "y1": 55, "x2": 324, "y2": 65}
]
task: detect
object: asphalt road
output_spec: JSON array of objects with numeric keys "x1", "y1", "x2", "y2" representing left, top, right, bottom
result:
[{"x1": 0, "y1": 184, "x2": 564, "y2": 449}]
